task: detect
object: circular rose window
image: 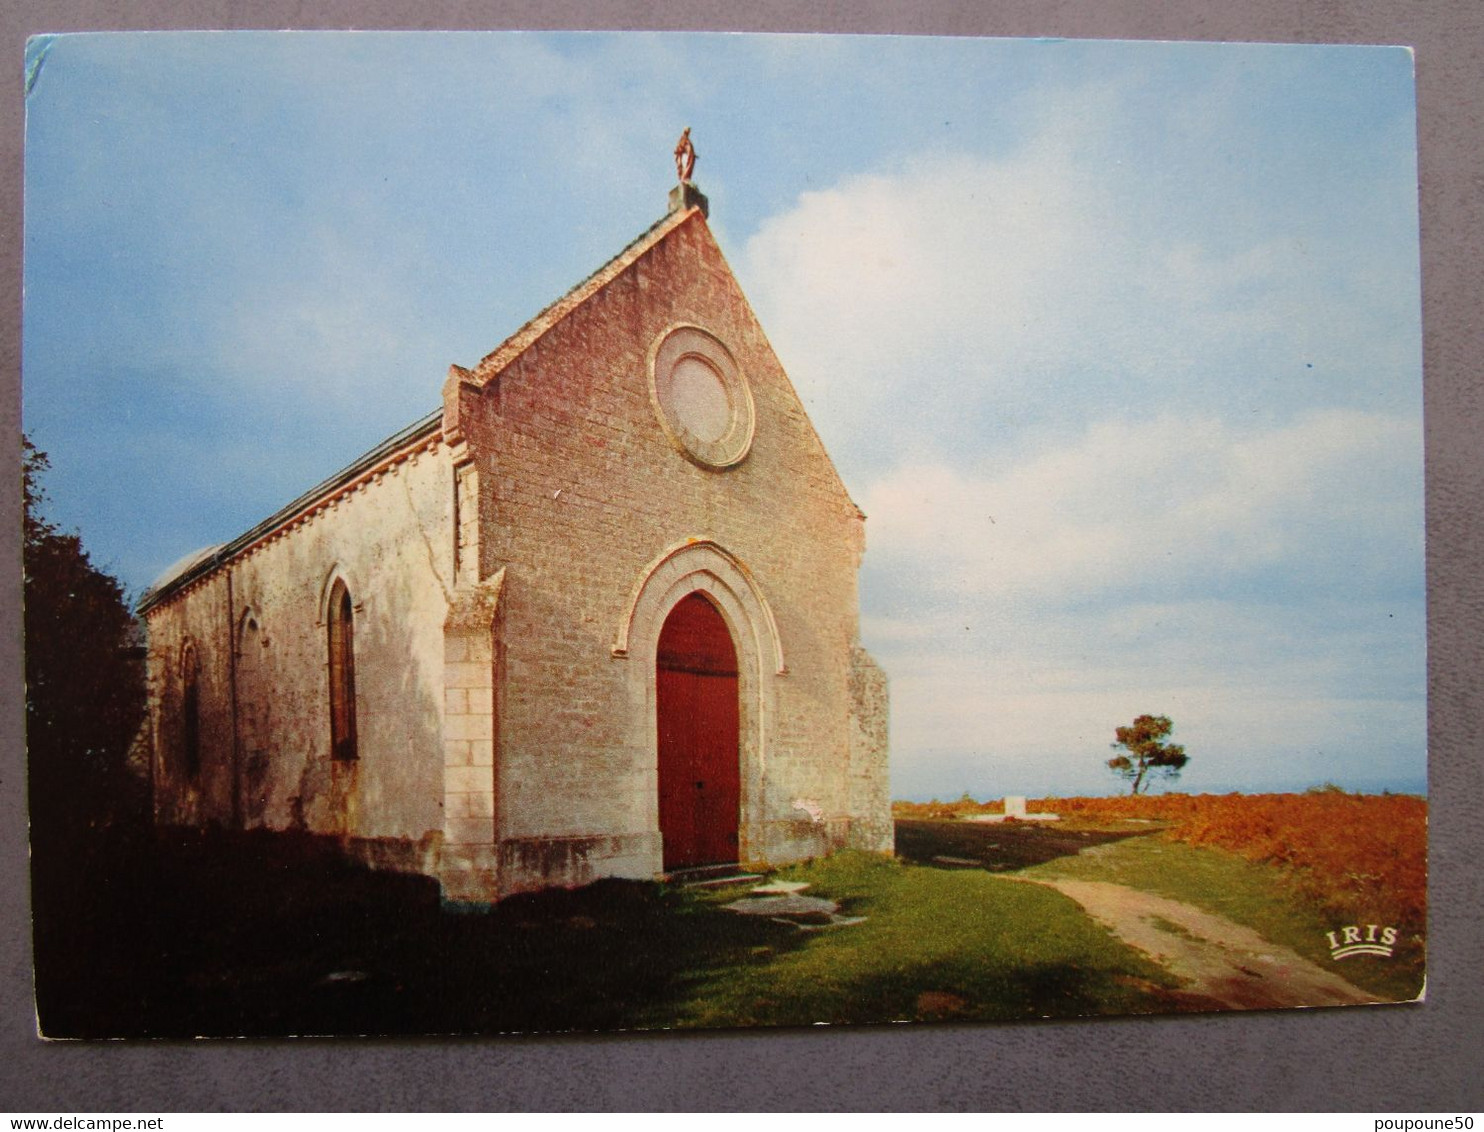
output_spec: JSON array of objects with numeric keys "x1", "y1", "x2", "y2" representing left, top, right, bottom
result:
[{"x1": 648, "y1": 324, "x2": 754, "y2": 468}]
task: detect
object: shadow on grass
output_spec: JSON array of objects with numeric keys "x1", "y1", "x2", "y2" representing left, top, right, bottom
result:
[
  {"x1": 893, "y1": 817, "x2": 1160, "y2": 871},
  {"x1": 33, "y1": 821, "x2": 1187, "y2": 1039},
  {"x1": 31, "y1": 826, "x2": 807, "y2": 1039}
]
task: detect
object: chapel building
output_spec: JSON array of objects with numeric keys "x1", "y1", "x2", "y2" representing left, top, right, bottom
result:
[{"x1": 139, "y1": 172, "x2": 892, "y2": 903}]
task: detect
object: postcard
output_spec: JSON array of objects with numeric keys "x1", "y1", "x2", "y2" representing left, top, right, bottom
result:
[{"x1": 22, "y1": 31, "x2": 1424, "y2": 1037}]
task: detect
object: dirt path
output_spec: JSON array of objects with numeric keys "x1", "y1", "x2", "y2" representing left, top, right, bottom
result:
[{"x1": 1027, "y1": 876, "x2": 1378, "y2": 1010}]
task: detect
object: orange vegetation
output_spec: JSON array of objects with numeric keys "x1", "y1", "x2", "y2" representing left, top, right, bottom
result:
[
  {"x1": 894, "y1": 790, "x2": 1427, "y2": 928},
  {"x1": 892, "y1": 797, "x2": 1003, "y2": 821}
]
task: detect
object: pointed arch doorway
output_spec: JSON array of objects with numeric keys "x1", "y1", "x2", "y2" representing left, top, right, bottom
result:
[{"x1": 656, "y1": 592, "x2": 741, "y2": 870}]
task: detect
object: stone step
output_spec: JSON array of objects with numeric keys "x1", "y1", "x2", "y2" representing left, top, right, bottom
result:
[
  {"x1": 677, "y1": 871, "x2": 765, "y2": 889},
  {"x1": 750, "y1": 879, "x2": 810, "y2": 895},
  {"x1": 722, "y1": 891, "x2": 868, "y2": 932},
  {"x1": 723, "y1": 893, "x2": 840, "y2": 918}
]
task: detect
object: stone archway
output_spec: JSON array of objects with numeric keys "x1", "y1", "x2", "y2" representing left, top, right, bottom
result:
[
  {"x1": 235, "y1": 608, "x2": 271, "y2": 829},
  {"x1": 613, "y1": 539, "x2": 783, "y2": 872}
]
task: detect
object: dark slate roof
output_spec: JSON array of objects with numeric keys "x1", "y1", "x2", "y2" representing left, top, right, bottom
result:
[{"x1": 137, "y1": 409, "x2": 442, "y2": 612}]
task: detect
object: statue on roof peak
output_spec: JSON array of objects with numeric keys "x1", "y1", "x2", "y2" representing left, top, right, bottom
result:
[{"x1": 674, "y1": 128, "x2": 697, "y2": 184}]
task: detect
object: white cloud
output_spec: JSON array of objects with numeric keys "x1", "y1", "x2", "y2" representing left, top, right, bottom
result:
[
  {"x1": 739, "y1": 149, "x2": 1086, "y2": 448},
  {"x1": 861, "y1": 408, "x2": 1421, "y2": 602},
  {"x1": 736, "y1": 116, "x2": 1424, "y2": 798},
  {"x1": 738, "y1": 122, "x2": 1422, "y2": 483},
  {"x1": 875, "y1": 592, "x2": 1425, "y2": 800},
  {"x1": 858, "y1": 405, "x2": 1423, "y2": 796}
]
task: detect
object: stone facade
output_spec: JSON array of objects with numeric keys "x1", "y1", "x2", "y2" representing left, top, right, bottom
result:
[{"x1": 141, "y1": 192, "x2": 891, "y2": 903}]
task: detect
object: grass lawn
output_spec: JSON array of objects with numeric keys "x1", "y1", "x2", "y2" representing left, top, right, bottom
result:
[
  {"x1": 652, "y1": 851, "x2": 1178, "y2": 1028},
  {"x1": 34, "y1": 816, "x2": 1420, "y2": 1037},
  {"x1": 34, "y1": 830, "x2": 1179, "y2": 1037},
  {"x1": 1018, "y1": 833, "x2": 1425, "y2": 1003}
]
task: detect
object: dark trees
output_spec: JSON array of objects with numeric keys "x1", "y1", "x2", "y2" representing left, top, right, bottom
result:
[
  {"x1": 25, "y1": 438, "x2": 155, "y2": 1037},
  {"x1": 23, "y1": 437, "x2": 147, "y2": 834},
  {"x1": 1107, "y1": 713, "x2": 1188, "y2": 795}
]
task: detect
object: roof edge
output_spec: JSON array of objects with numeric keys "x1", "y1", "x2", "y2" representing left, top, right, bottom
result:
[
  {"x1": 140, "y1": 203, "x2": 708, "y2": 617},
  {"x1": 466, "y1": 205, "x2": 702, "y2": 387},
  {"x1": 138, "y1": 409, "x2": 443, "y2": 615}
]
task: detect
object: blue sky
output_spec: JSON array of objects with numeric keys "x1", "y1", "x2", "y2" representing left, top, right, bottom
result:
[{"x1": 22, "y1": 32, "x2": 1424, "y2": 799}]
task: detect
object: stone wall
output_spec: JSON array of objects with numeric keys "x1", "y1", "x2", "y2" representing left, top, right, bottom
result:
[
  {"x1": 145, "y1": 436, "x2": 454, "y2": 846},
  {"x1": 448, "y1": 208, "x2": 892, "y2": 892},
  {"x1": 144, "y1": 204, "x2": 892, "y2": 902},
  {"x1": 147, "y1": 571, "x2": 234, "y2": 828},
  {"x1": 847, "y1": 646, "x2": 894, "y2": 853}
]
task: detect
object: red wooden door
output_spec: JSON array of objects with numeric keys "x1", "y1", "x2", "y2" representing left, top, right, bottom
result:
[{"x1": 657, "y1": 593, "x2": 740, "y2": 870}]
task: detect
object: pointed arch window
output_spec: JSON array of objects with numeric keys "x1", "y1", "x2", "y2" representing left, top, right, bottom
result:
[
  {"x1": 327, "y1": 579, "x2": 359, "y2": 761},
  {"x1": 181, "y1": 641, "x2": 201, "y2": 778}
]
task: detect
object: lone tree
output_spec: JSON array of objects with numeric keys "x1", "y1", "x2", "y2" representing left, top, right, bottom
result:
[{"x1": 1107, "y1": 713, "x2": 1188, "y2": 795}]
